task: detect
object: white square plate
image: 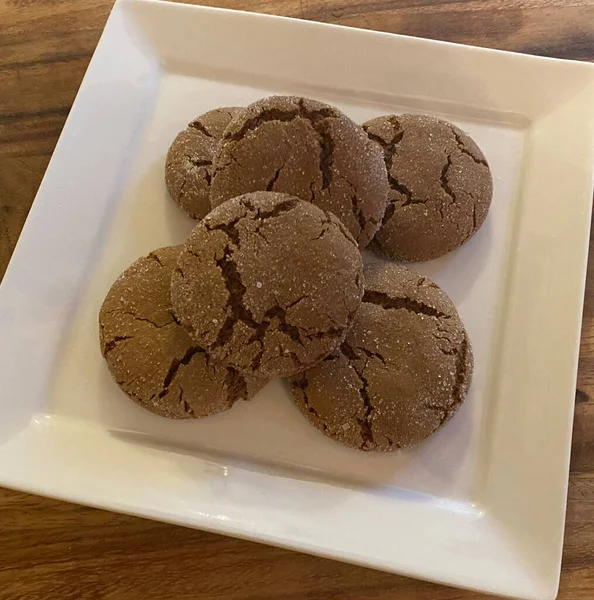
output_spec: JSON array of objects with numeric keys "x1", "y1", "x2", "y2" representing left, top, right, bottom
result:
[{"x1": 1, "y1": 1, "x2": 594, "y2": 598}]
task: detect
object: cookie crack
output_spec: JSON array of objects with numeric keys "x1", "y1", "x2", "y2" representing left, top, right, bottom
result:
[
  {"x1": 204, "y1": 216, "x2": 242, "y2": 245},
  {"x1": 364, "y1": 118, "x2": 413, "y2": 209},
  {"x1": 293, "y1": 374, "x2": 328, "y2": 432},
  {"x1": 343, "y1": 178, "x2": 366, "y2": 237},
  {"x1": 147, "y1": 252, "x2": 163, "y2": 267},
  {"x1": 178, "y1": 177, "x2": 187, "y2": 199},
  {"x1": 423, "y1": 402, "x2": 449, "y2": 424},
  {"x1": 357, "y1": 346, "x2": 388, "y2": 367},
  {"x1": 295, "y1": 98, "x2": 335, "y2": 191},
  {"x1": 432, "y1": 328, "x2": 458, "y2": 348},
  {"x1": 123, "y1": 311, "x2": 175, "y2": 329},
  {"x1": 266, "y1": 166, "x2": 283, "y2": 191},
  {"x1": 224, "y1": 367, "x2": 248, "y2": 405},
  {"x1": 305, "y1": 326, "x2": 343, "y2": 341},
  {"x1": 224, "y1": 100, "x2": 337, "y2": 192},
  {"x1": 188, "y1": 120, "x2": 214, "y2": 138},
  {"x1": 203, "y1": 198, "x2": 352, "y2": 368},
  {"x1": 440, "y1": 154, "x2": 456, "y2": 204},
  {"x1": 159, "y1": 346, "x2": 203, "y2": 400},
  {"x1": 312, "y1": 224, "x2": 333, "y2": 241},
  {"x1": 390, "y1": 174, "x2": 420, "y2": 206},
  {"x1": 363, "y1": 117, "x2": 404, "y2": 162},
  {"x1": 380, "y1": 201, "x2": 396, "y2": 226},
  {"x1": 278, "y1": 295, "x2": 343, "y2": 340},
  {"x1": 103, "y1": 335, "x2": 133, "y2": 355},
  {"x1": 246, "y1": 196, "x2": 299, "y2": 221},
  {"x1": 189, "y1": 158, "x2": 212, "y2": 169},
  {"x1": 189, "y1": 159, "x2": 213, "y2": 185},
  {"x1": 225, "y1": 108, "x2": 301, "y2": 141},
  {"x1": 363, "y1": 290, "x2": 450, "y2": 320},
  {"x1": 248, "y1": 197, "x2": 301, "y2": 240},
  {"x1": 385, "y1": 437, "x2": 402, "y2": 450},
  {"x1": 211, "y1": 245, "x2": 259, "y2": 351},
  {"x1": 452, "y1": 129, "x2": 488, "y2": 166},
  {"x1": 226, "y1": 101, "x2": 336, "y2": 142},
  {"x1": 341, "y1": 342, "x2": 375, "y2": 449},
  {"x1": 264, "y1": 306, "x2": 304, "y2": 345},
  {"x1": 417, "y1": 276, "x2": 438, "y2": 290},
  {"x1": 177, "y1": 385, "x2": 196, "y2": 417},
  {"x1": 285, "y1": 294, "x2": 309, "y2": 311},
  {"x1": 247, "y1": 303, "x2": 314, "y2": 369},
  {"x1": 428, "y1": 335, "x2": 470, "y2": 427},
  {"x1": 348, "y1": 194, "x2": 364, "y2": 236},
  {"x1": 316, "y1": 212, "x2": 354, "y2": 246},
  {"x1": 207, "y1": 208, "x2": 313, "y2": 368},
  {"x1": 450, "y1": 335, "x2": 470, "y2": 415},
  {"x1": 314, "y1": 118, "x2": 334, "y2": 190}
]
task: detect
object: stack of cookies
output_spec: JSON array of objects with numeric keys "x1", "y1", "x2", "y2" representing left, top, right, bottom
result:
[{"x1": 99, "y1": 95, "x2": 492, "y2": 452}]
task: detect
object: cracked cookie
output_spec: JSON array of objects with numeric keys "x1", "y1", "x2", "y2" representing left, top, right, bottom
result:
[
  {"x1": 290, "y1": 262, "x2": 473, "y2": 451},
  {"x1": 363, "y1": 114, "x2": 493, "y2": 261},
  {"x1": 210, "y1": 96, "x2": 389, "y2": 248},
  {"x1": 171, "y1": 192, "x2": 364, "y2": 379},
  {"x1": 165, "y1": 107, "x2": 243, "y2": 220},
  {"x1": 99, "y1": 246, "x2": 264, "y2": 419}
]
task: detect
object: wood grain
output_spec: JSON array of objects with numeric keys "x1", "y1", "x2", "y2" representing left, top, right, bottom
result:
[{"x1": 1, "y1": 1, "x2": 594, "y2": 598}]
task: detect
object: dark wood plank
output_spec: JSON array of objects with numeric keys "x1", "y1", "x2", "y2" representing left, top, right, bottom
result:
[
  {"x1": 1, "y1": 1, "x2": 594, "y2": 599},
  {"x1": 301, "y1": 1, "x2": 594, "y2": 60}
]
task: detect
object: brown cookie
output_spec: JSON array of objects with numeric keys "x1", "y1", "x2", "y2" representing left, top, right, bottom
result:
[
  {"x1": 165, "y1": 107, "x2": 243, "y2": 220},
  {"x1": 291, "y1": 263, "x2": 473, "y2": 451},
  {"x1": 99, "y1": 246, "x2": 264, "y2": 419},
  {"x1": 171, "y1": 192, "x2": 364, "y2": 379},
  {"x1": 210, "y1": 96, "x2": 388, "y2": 248},
  {"x1": 363, "y1": 114, "x2": 493, "y2": 261}
]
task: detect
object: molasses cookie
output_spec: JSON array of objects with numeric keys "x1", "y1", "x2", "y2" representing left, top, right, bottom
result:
[
  {"x1": 166, "y1": 107, "x2": 243, "y2": 220},
  {"x1": 99, "y1": 246, "x2": 264, "y2": 418},
  {"x1": 363, "y1": 114, "x2": 492, "y2": 261},
  {"x1": 291, "y1": 263, "x2": 473, "y2": 451},
  {"x1": 171, "y1": 192, "x2": 364, "y2": 379},
  {"x1": 210, "y1": 96, "x2": 388, "y2": 248}
]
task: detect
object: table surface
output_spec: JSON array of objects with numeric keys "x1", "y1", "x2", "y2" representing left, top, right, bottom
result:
[{"x1": 1, "y1": 1, "x2": 594, "y2": 598}]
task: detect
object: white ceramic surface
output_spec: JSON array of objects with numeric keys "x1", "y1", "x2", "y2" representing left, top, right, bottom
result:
[{"x1": 1, "y1": 1, "x2": 594, "y2": 598}]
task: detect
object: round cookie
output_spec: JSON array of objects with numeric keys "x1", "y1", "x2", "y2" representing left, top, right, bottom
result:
[
  {"x1": 210, "y1": 95, "x2": 388, "y2": 248},
  {"x1": 171, "y1": 192, "x2": 364, "y2": 379},
  {"x1": 165, "y1": 107, "x2": 243, "y2": 220},
  {"x1": 290, "y1": 263, "x2": 473, "y2": 451},
  {"x1": 363, "y1": 114, "x2": 493, "y2": 261},
  {"x1": 99, "y1": 246, "x2": 264, "y2": 419}
]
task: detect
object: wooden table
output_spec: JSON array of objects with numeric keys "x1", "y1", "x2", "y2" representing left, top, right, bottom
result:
[{"x1": 1, "y1": 1, "x2": 594, "y2": 598}]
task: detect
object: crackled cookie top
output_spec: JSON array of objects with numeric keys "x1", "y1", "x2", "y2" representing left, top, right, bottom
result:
[
  {"x1": 171, "y1": 192, "x2": 364, "y2": 379},
  {"x1": 363, "y1": 114, "x2": 493, "y2": 261},
  {"x1": 166, "y1": 107, "x2": 243, "y2": 220},
  {"x1": 99, "y1": 246, "x2": 264, "y2": 419},
  {"x1": 210, "y1": 95, "x2": 388, "y2": 248},
  {"x1": 291, "y1": 263, "x2": 473, "y2": 451}
]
